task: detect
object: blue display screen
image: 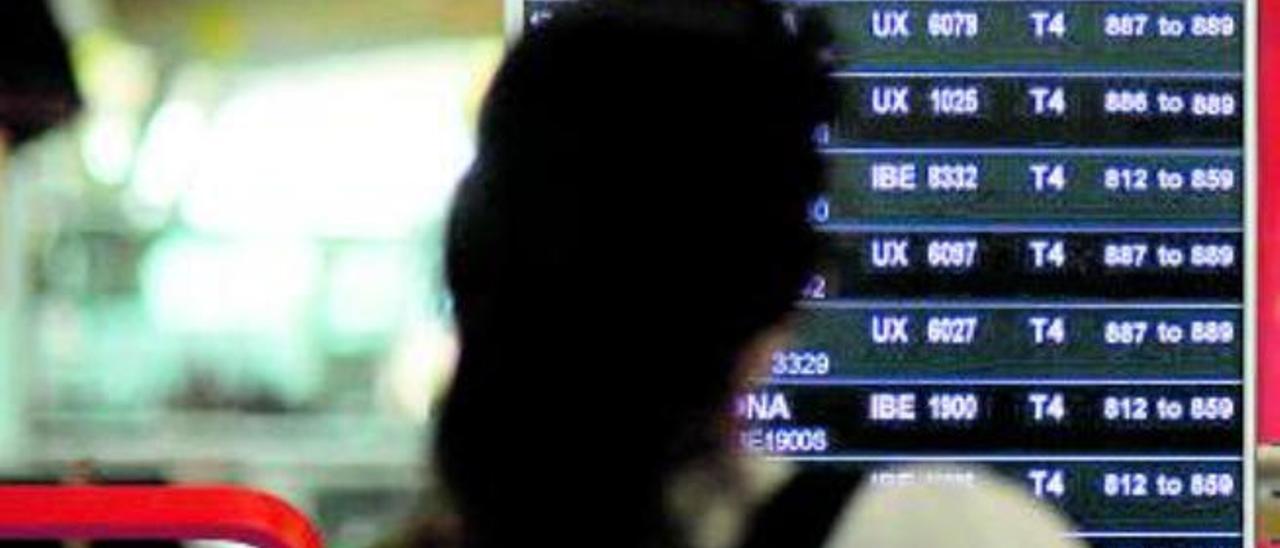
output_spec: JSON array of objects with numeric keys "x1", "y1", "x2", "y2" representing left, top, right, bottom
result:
[{"x1": 517, "y1": 1, "x2": 1249, "y2": 545}]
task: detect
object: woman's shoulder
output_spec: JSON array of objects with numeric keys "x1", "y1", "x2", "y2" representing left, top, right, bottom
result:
[
  {"x1": 823, "y1": 465, "x2": 1084, "y2": 548},
  {"x1": 677, "y1": 458, "x2": 1082, "y2": 548}
]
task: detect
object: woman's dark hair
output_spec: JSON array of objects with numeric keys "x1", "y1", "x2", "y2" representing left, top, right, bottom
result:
[{"x1": 437, "y1": 1, "x2": 833, "y2": 546}]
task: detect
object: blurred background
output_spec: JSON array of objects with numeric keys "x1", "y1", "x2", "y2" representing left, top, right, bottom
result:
[{"x1": 0, "y1": 1, "x2": 503, "y2": 546}]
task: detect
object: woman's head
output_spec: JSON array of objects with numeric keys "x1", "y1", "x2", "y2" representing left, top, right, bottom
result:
[{"x1": 439, "y1": 1, "x2": 832, "y2": 545}]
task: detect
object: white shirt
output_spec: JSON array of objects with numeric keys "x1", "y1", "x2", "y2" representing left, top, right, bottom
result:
[
  {"x1": 671, "y1": 459, "x2": 1085, "y2": 548},
  {"x1": 827, "y1": 465, "x2": 1083, "y2": 548}
]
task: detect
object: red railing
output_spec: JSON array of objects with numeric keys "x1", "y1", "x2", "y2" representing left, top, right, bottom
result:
[
  {"x1": 1262, "y1": 0, "x2": 1279, "y2": 546},
  {"x1": 0, "y1": 486, "x2": 321, "y2": 548},
  {"x1": 1261, "y1": 0, "x2": 1280, "y2": 449}
]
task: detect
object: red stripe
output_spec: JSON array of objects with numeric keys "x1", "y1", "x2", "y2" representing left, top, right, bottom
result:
[
  {"x1": 1260, "y1": 0, "x2": 1280, "y2": 446},
  {"x1": 0, "y1": 486, "x2": 321, "y2": 548}
]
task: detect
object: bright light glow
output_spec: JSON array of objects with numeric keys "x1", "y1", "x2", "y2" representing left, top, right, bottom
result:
[
  {"x1": 72, "y1": 29, "x2": 157, "y2": 186},
  {"x1": 124, "y1": 41, "x2": 499, "y2": 411},
  {"x1": 138, "y1": 234, "x2": 326, "y2": 403},
  {"x1": 81, "y1": 112, "x2": 137, "y2": 185},
  {"x1": 130, "y1": 99, "x2": 210, "y2": 215},
  {"x1": 140, "y1": 235, "x2": 320, "y2": 333},
  {"x1": 379, "y1": 317, "x2": 458, "y2": 423},
  {"x1": 323, "y1": 245, "x2": 419, "y2": 340},
  {"x1": 177, "y1": 40, "x2": 498, "y2": 238}
]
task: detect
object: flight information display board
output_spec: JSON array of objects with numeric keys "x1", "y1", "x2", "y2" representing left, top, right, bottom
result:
[{"x1": 510, "y1": 1, "x2": 1254, "y2": 545}]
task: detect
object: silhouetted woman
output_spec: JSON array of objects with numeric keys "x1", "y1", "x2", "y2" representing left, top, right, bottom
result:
[{"x1": 429, "y1": 1, "x2": 1078, "y2": 547}]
